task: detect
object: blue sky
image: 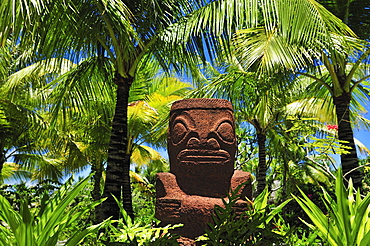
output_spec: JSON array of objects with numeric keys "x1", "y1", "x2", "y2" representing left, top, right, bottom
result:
[{"x1": 354, "y1": 128, "x2": 370, "y2": 158}]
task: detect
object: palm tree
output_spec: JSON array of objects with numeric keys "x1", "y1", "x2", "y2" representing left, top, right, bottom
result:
[
  {"x1": 229, "y1": 3, "x2": 369, "y2": 189},
  {"x1": 42, "y1": 56, "x2": 192, "y2": 217},
  {"x1": 44, "y1": 56, "x2": 191, "y2": 214},
  {"x1": 303, "y1": 52, "x2": 369, "y2": 188},
  {"x1": 1, "y1": 0, "x2": 356, "y2": 221},
  {"x1": 1, "y1": 0, "x2": 192, "y2": 221}
]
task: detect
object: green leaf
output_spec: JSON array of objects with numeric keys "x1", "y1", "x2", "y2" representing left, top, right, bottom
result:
[
  {"x1": 17, "y1": 199, "x2": 35, "y2": 246},
  {"x1": 265, "y1": 198, "x2": 292, "y2": 224},
  {"x1": 335, "y1": 171, "x2": 351, "y2": 244},
  {"x1": 292, "y1": 192, "x2": 338, "y2": 245},
  {"x1": 35, "y1": 175, "x2": 90, "y2": 245},
  {"x1": 0, "y1": 194, "x2": 21, "y2": 233},
  {"x1": 65, "y1": 222, "x2": 107, "y2": 246},
  {"x1": 293, "y1": 169, "x2": 370, "y2": 246}
]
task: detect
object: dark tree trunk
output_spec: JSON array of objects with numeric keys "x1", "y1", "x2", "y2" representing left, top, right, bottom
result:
[
  {"x1": 256, "y1": 133, "x2": 267, "y2": 196},
  {"x1": 91, "y1": 162, "x2": 103, "y2": 202},
  {"x1": 91, "y1": 160, "x2": 103, "y2": 223},
  {"x1": 281, "y1": 157, "x2": 288, "y2": 201},
  {"x1": 0, "y1": 158, "x2": 4, "y2": 181},
  {"x1": 97, "y1": 73, "x2": 134, "y2": 222},
  {"x1": 334, "y1": 93, "x2": 362, "y2": 189},
  {"x1": 0, "y1": 144, "x2": 5, "y2": 181}
]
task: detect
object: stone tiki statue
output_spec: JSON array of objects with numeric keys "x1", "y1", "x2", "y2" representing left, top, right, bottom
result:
[{"x1": 155, "y1": 98, "x2": 252, "y2": 239}]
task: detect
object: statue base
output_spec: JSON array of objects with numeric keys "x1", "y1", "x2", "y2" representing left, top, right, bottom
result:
[{"x1": 156, "y1": 170, "x2": 252, "y2": 239}]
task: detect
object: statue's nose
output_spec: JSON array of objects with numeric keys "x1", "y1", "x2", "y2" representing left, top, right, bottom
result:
[{"x1": 187, "y1": 137, "x2": 220, "y2": 149}]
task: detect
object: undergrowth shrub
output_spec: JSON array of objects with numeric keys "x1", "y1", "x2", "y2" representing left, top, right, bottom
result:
[
  {"x1": 293, "y1": 169, "x2": 370, "y2": 246},
  {"x1": 197, "y1": 186, "x2": 291, "y2": 245},
  {"x1": 95, "y1": 195, "x2": 181, "y2": 245},
  {"x1": 0, "y1": 176, "x2": 106, "y2": 246}
]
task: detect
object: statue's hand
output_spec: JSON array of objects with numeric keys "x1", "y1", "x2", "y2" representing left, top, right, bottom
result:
[{"x1": 156, "y1": 197, "x2": 182, "y2": 220}]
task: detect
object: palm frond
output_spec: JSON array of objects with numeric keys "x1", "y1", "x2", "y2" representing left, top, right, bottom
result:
[
  {"x1": 1, "y1": 162, "x2": 32, "y2": 183},
  {"x1": 285, "y1": 98, "x2": 336, "y2": 124},
  {"x1": 0, "y1": 0, "x2": 47, "y2": 46},
  {"x1": 46, "y1": 56, "x2": 115, "y2": 130},
  {"x1": 11, "y1": 153, "x2": 64, "y2": 181},
  {"x1": 354, "y1": 138, "x2": 370, "y2": 156},
  {"x1": 3, "y1": 58, "x2": 76, "y2": 110},
  {"x1": 0, "y1": 99, "x2": 48, "y2": 151},
  {"x1": 131, "y1": 145, "x2": 164, "y2": 167}
]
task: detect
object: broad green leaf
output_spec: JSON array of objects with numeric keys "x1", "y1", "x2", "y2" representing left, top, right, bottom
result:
[
  {"x1": 0, "y1": 194, "x2": 21, "y2": 232},
  {"x1": 65, "y1": 222, "x2": 107, "y2": 246},
  {"x1": 294, "y1": 169, "x2": 370, "y2": 246},
  {"x1": 36, "y1": 176, "x2": 90, "y2": 245},
  {"x1": 292, "y1": 193, "x2": 338, "y2": 245}
]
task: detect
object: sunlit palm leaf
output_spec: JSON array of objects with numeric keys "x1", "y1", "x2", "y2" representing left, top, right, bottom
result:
[
  {"x1": 131, "y1": 145, "x2": 164, "y2": 167},
  {"x1": 159, "y1": 0, "x2": 355, "y2": 72},
  {"x1": 0, "y1": 0, "x2": 46, "y2": 46},
  {"x1": 286, "y1": 98, "x2": 336, "y2": 124},
  {"x1": 0, "y1": 162, "x2": 32, "y2": 183},
  {"x1": 127, "y1": 100, "x2": 158, "y2": 150},
  {"x1": 4, "y1": 58, "x2": 75, "y2": 100}
]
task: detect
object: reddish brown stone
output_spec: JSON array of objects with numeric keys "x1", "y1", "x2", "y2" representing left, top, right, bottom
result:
[{"x1": 156, "y1": 98, "x2": 252, "y2": 239}]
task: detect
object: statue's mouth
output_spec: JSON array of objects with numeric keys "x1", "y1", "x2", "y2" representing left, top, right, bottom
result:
[{"x1": 177, "y1": 149, "x2": 230, "y2": 165}]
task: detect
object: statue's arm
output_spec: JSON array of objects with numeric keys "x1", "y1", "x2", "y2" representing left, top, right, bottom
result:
[
  {"x1": 230, "y1": 170, "x2": 253, "y2": 200},
  {"x1": 155, "y1": 172, "x2": 185, "y2": 221}
]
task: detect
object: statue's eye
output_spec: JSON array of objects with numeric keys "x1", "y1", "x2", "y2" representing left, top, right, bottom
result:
[
  {"x1": 217, "y1": 122, "x2": 234, "y2": 143},
  {"x1": 172, "y1": 122, "x2": 188, "y2": 144}
]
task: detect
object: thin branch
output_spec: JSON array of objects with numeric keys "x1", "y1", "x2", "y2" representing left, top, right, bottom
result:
[
  {"x1": 305, "y1": 156, "x2": 336, "y2": 180},
  {"x1": 128, "y1": 37, "x2": 157, "y2": 77},
  {"x1": 95, "y1": 4, "x2": 126, "y2": 76},
  {"x1": 322, "y1": 52, "x2": 342, "y2": 96},
  {"x1": 96, "y1": 36, "x2": 115, "y2": 60},
  {"x1": 343, "y1": 162, "x2": 370, "y2": 178}
]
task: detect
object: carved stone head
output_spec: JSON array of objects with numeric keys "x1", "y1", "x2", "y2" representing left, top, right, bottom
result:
[{"x1": 168, "y1": 98, "x2": 237, "y2": 197}]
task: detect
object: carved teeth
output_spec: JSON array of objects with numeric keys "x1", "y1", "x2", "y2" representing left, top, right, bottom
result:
[{"x1": 177, "y1": 150, "x2": 230, "y2": 165}]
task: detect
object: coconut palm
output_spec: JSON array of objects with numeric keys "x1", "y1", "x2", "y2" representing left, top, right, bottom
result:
[
  {"x1": 41, "y1": 57, "x2": 191, "y2": 217},
  {"x1": 42, "y1": 57, "x2": 190, "y2": 213},
  {"x1": 43, "y1": 1, "x2": 201, "y2": 221},
  {"x1": 303, "y1": 54, "x2": 369, "y2": 188},
  {"x1": 1, "y1": 0, "x2": 356, "y2": 221},
  {"x1": 230, "y1": 1, "x2": 370, "y2": 189}
]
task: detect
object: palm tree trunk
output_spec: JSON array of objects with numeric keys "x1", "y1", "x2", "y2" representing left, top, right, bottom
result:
[
  {"x1": 91, "y1": 159, "x2": 103, "y2": 223},
  {"x1": 0, "y1": 155, "x2": 4, "y2": 182},
  {"x1": 97, "y1": 73, "x2": 134, "y2": 222},
  {"x1": 256, "y1": 133, "x2": 267, "y2": 196},
  {"x1": 91, "y1": 162, "x2": 103, "y2": 202},
  {"x1": 0, "y1": 142, "x2": 5, "y2": 181},
  {"x1": 334, "y1": 93, "x2": 362, "y2": 189}
]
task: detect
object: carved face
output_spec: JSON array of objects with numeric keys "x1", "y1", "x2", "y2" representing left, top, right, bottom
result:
[
  {"x1": 168, "y1": 99, "x2": 236, "y2": 195},
  {"x1": 169, "y1": 109, "x2": 236, "y2": 165}
]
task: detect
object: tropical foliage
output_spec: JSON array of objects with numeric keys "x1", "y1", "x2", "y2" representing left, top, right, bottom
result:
[
  {"x1": 0, "y1": 176, "x2": 106, "y2": 246},
  {"x1": 293, "y1": 169, "x2": 370, "y2": 246},
  {"x1": 229, "y1": 0, "x2": 370, "y2": 189},
  {"x1": 198, "y1": 186, "x2": 291, "y2": 245},
  {"x1": 0, "y1": 0, "x2": 369, "y2": 245}
]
